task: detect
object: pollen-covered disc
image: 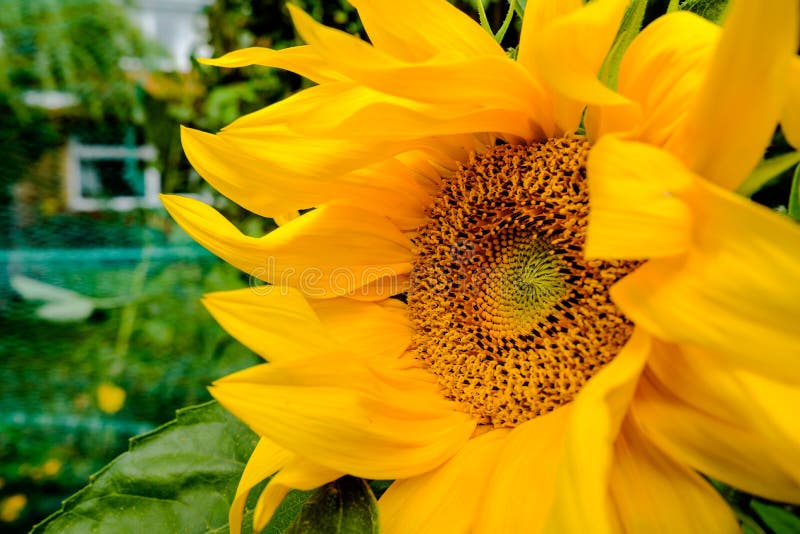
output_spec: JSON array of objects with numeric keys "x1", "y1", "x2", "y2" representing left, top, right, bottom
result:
[{"x1": 409, "y1": 137, "x2": 639, "y2": 428}]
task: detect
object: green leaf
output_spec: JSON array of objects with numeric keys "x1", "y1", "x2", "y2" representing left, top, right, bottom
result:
[
  {"x1": 31, "y1": 401, "x2": 258, "y2": 534},
  {"x1": 598, "y1": 0, "x2": 647, "y2": 90},
  {"x1": 285, "y1": 477, "x2": 379, "y2": 534},
  {"x1": 751, "y1": 501, "x2": 800, "y2": 534},
  {"x1": 788, "y1": 163, "x2": 800, "y2": 221},
  {"x1": 680, "y1": 0, "x2": 730, "y2": 23},
  {"x1": 737, "y1": 151, "x2": 800, "y2": 198},
  {"x1": 262, "y1": 489, "x2": 313, "y2": 534},
  {"x1": 513, "y1": 0, "x2": 526, "y2": 20}
]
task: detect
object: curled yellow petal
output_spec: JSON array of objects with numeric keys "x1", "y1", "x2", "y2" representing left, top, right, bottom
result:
[
  {"x1": 162, "y1": 195, "x2": 412, "y2": 299},
  {"x1": 198, "y1": 45, "x2": 347, "y2": 84},
  {"x1": 612, "y1": 180, "x2": 800, "y2": 382},
  {"x1": 611, "y1": 415, "x2": 739, "y2": 533},
  {"x1": 665, "y1": 0, "x2": 799, "y2": 189},
  {"x1": 586, "y1": 136, "x2": 693, "y2": 259},
  {"x1": 210, "y1": 355, "x2": 475, "y2": 479},
  {"x1": 229, "y1": 437, "x2": 291, "y2": 534}
]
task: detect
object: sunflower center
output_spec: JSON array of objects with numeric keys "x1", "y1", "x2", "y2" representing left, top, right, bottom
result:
[{"x1": 408, "y1": 136, "x2": 638, "y2": 428}]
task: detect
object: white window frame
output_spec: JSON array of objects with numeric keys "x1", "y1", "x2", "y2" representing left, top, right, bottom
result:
[{"x1": 65, "y1": 138, "x2": 162, "y2": 212}]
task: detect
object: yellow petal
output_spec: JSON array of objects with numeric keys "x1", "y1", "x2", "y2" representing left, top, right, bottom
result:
[
  {"x1": 665, "y1": 0, "x2": 799, "y2": 189},
  {"x1": 210, "y1": 355, "x2": 475, "y2": 479},
  {"x1": 290, "y1": 84, "x2": 542, "y2": 142},
  {"x1": 348, "y1": 0, "x2": 503, "y2": 61},
  {"x1": 379, "y1": 429, "x2": 508, "y2": 534},
  {"x1": 204, "y1": 289, "x2": 411, "y2": 362},
  {"x1": 287, "y1": 5, "x2": 544, "y2": 120},
  {"x1": 517, "y1": 0, "x2": 586, "y2": 135},
  {"x1": 534, "y1": 0, "x2": 632, "y2": 106},
  {"x1": 253, "y1": 457, "x2": 342, "y2": 532},
  {"x1": 181, "y1": 124, "x2": 428, "y2": 224},
  {"x1": 162, "y1": 196, "x2": 412, "y2": 299},
  {"x1": 611, "y1": 415, "x2": 739, "y2": 533},
  {"x1": 203, "y1": 288, "x2": 335, "y2": 363},
  {"x1": 517, "y1": 0, "x2": 582, "y2": 76},
  {"x1": 586, "y1": 136, "x2": 693, "y2": 259},
  {"x1": 782, "y1": 57, "x2": 800, "y2": 149},
  {"x1": 229, "y1": 437, "x2": 292, "y2": 534},
  {"x1": 634, "y1": 340, "x2": 800, "y2": 503},
  {"x1": 611, "y1": 179, "x2": 800, "y2": 382},
  {"x1": 180, "y1": 124, "x2": 334, "y2": 216},
  {"x1": 198, "y1": 45, "x2": 346, "y2": 84},
  {"x1": 544, "y1": 328, "x2": 650, "y2": 534},
  {"x1": 475, "y1": 409, "x2": 570, "y2": 533},
  {"x1": 307, "y1": 297, "x2": 412, "y2": 360},
  {"x1": 272, "y1": 211, "x2": 299, "y2": 226},
  {"x1": 594, "y1": 11, "x2": 718, "y2": 142}
]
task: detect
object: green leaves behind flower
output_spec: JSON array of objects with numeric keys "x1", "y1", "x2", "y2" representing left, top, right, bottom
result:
[
  {"x1": 751, "y1": 501, "x2": 800, "y2": 534},
  {"x1": 32, "y1": 401, "x2": 258, "y2": 534},
  {"x1": 788, "y1": 163, "x2": 800, "y2": 221},
  {"x1": 285, "y1": 477, "x2": 379, "y2": 534},
  {"x1": 32, "y1": 401, "x2": 382, "y2": 534},
  {"x1": 680, "y1": 0, "x2": 730, "y2": 23}
]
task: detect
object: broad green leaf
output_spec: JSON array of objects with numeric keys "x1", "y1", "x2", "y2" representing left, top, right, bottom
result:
[
  {"x1": 32, "y1": 401, "x2": 258, "y2": 534},
  {"x1": 737, "y1": 151, "x2": 800, "y2": 198},
  {"x1": 262, "y1": 489, "x2": 313, "y2": 534},
  {"x1": 788, "y1": 163, "x2": 800, "y2": 221},
  {"x1": 751, "y1": 501, "x2": 800, "y2": 534},
  {"x1": 285, "y1": 477, "x2": 378, "y2": 534}
]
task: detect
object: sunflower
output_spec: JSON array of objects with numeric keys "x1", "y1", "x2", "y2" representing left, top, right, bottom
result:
[{"x1": 162, "y1": 0, "x2": 800, "y2": 531}]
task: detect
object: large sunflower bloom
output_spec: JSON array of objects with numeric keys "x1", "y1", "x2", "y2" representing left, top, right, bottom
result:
[{"x1": 163, "y1": 0, "x2": 800, "y2": 532}]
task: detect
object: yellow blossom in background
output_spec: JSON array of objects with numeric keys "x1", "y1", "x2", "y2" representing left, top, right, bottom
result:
[
  {"x1": 42, "y1": 458, "x2": 63, "y2": 478},
  {"x1": 163, "y1": 0, "x2": 800, "y2": 532},
  {"x1": 0, "y1": 494, "x2": 27, "y2": 523},
  {"x1": 96, "y1": 382, "x2": 126, "y2": 414}
]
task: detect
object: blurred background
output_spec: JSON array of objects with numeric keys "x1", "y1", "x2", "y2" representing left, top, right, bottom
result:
[{"x1": 0, "y1": 0, "x2": 522, "y2": 530}]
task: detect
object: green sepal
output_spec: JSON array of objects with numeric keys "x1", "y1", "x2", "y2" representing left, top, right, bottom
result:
[
  {"x1": 31, "y1": 401, "x2": 258, "y2": 534},
  {"x1": 598, "y1": 0, "x2": 647, "y2": 90},
  {"x1": 751, "y1": 501, "x2": 800, "y2": 534},
  {"x1": 736, "y1": 151, "x2": 800, "y2": 198},
  {"x1": 679, "y1": 0, "x2": 730, "y2": 23},
  {"x1": 788, "y1": 163, "x2": 800, "y2": 221},
  {"x1": 285, "y1": 477, "x2": 379, "y2": 534}
]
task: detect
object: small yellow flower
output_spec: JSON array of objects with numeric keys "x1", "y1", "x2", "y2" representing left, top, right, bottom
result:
[
  {"x1": 42, "y1": 458, "x2": 63, "y2": 477},
  {"x1": 96, "y1": 382, "x2": 126, "y2": 414},
  {"x1": 0, "y1": 494, "x2": 27, "y2": 523},
  {"x1": 164, "y1": 0, "x2": 800, "y2": 532}
]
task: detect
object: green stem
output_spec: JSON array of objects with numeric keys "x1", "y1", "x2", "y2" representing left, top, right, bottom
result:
[
  {"x1": 513, "y1": 0, "x2": 526, "y2": 19},
  {"x1": 475, "y1": 0, "x2": 493, "y2": 36},
  {"x1": 495, "y1": 0, "x2": 517, "y2": 43},
  {"x1": 736, "y1": 151, "x2": 800, "y2": 198},
  {"x1": 788, "y1": 163, "x2": 800, "y2": 221},
  {"x1": 667, "y1": 0, "x2": 681, "y2": 12}
]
